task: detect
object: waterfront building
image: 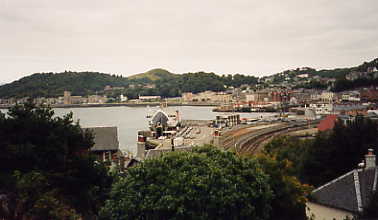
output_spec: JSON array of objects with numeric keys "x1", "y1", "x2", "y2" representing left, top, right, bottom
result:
[
  {"x1": 182, "y1": 91, "x2": 232, "y2": 103},
  {"x1": 62, "y1": 91, "x2": 87, "y2": 104},
  {"x1": 182, "y1": 92, "x2": 194, "y2": 102},
  {"x1": 88, "y1": 95, "x2": 108, "y2": 104},
  {"x1": 63, "y1": 91, "x2": 71, "y2": 104},
  {"x1": 213, "y1": 114, "x2": 240, "y2": 128},
  {"x1": 139, "y1": 95, "x2": 161, "y2": 102}
]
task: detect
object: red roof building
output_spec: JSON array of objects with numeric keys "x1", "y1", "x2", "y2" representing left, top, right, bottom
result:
[{"x1": 317, "y1": 114, "x2": 338, "y2": 131}]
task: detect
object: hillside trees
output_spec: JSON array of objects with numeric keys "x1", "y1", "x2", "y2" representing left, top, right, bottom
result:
[
  {"x1": 0, "y1": 102, "x2": 113, "y2": 219},
  {"x1": 220, "y1": 74, "x2": 258, "y2": 88},
  {"x1": 332, "y1": 77, "x2": 378, "y2": 92},
  {"x1": 178, "y1": 72, "x2": 226, "y2": 93},
  {"x1": 0, "y1": 70, "x2": 261, "y2": 100}
]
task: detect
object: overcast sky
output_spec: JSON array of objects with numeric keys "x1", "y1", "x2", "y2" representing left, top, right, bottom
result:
[{"x1": 1, "y1": 0, "x2": 377, "y2": 83}]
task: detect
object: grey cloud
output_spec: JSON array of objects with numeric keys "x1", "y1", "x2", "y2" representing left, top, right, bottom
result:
[{"x1": 0, "y1": 0, "x2": 378, "y2": 83}]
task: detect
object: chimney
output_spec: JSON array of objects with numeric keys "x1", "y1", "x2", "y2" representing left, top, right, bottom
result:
[
  {"x1": 365, "y1": 149, "x2": 376, "y2": 169},
  {"x1": 136, "y1": 134, "x2": 146, "y2": 160}
]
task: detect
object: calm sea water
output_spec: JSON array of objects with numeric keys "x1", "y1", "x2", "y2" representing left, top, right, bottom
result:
[{"x1": 2, "y1": 106, "x2": 276, "y2": 154}]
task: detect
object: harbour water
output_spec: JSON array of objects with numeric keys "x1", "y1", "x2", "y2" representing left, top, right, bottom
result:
[{"x1": 2, "y1": 106, "x2": 276, "y2": 154}]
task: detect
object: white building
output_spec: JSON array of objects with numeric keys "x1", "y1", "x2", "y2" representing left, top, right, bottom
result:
[
  {"x1": 320, "y1": 92, "x2": 334, "y2": 102},
  {"x1": 297, "y1": 74, "x2": 309, "y2": 78},
  {"x1": 120, "y1": 94, "x2": 128, "y2": 102},
  {"x1": 309, "y1": 103, "x2": 333, "y2": 115},
  {"x1": 139, "y1": 96, "x2": 161, "y2": 101}
]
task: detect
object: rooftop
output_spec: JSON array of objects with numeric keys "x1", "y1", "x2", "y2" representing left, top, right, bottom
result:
[
  {"x1": 83, "y1": 126, "x2": 119, "y2": 151},
  {"x1": 312, "y1": 167, "x2": 377, "y2": 213}
]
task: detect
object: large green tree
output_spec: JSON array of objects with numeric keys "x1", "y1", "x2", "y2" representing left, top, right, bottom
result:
[
  {"x1": 254, "y1": 153, "x2": 312, "y2": 220},
  {"x1": 100, "y1": 146, "x2": 273, "y2": 220},
  {"x1": 0, "y1": 103, "x2": 112, "y2": 219}
]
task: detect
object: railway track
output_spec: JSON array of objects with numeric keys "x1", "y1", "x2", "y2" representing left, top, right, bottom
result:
[
  {"x1": 221, "y1": 123, "x2": 282, "y2": 150},
  {"x1": 222, "y1": 120, "x2": 320, "y2": 154}
]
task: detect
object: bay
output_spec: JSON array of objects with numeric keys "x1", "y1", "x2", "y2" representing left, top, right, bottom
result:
[{"x1": 2, "y1": 106, "x2": 276, "y2": 155}]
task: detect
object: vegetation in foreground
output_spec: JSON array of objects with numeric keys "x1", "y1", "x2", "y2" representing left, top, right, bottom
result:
[
  {"x1": 0, "y1": 103, "x2": 113, "y2": 219},
  {"x1": 0, "y1": 104, "x2": 310, "y2": 220},
  {"x1": 100, "y1": 146, "x2": 311, "y2": 220},
  {"x1": 263, "y1": 116, "x2": 378, "y2": 219},
  {"x1": 4, "y1": 103, "x2": 378, "y2": 219},
  {"x1": 0, "y1": 104, "x2": 320, "y2": 220},
  {"x1": 264, "y1": 116, "x2": 378, "y2": 187}
]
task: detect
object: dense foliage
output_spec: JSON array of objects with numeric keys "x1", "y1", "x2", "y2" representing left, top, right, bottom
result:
[
  {"x1": 0, "y1": 103, "x2": 113, "y2": 219},
  {"x1": 264, "y1": 116, "x2": 378, "y2": 187},
  {"x1": 294, "y1": 80, "x2": 328, "y2": 90},
  {"x1": 302, "y1": 116, "x2": 378, "y2": 186},
  {"x1": 254, "y1": 154, "x2": 312, "y2": 220},
  {"x1": 0, "y1": 69, "x2": 258, "y2": 99},
  {"x1": 0, "y1": 71, "x2": 129, "y2": 98},
  {"x1": 100, "y1": 146, "x2": 273, "y2": 220},
  {"x1": 332, "y1": 77, "x2": 378, "y2": 92}
]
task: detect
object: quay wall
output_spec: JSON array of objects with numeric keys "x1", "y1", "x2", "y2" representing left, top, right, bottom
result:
[
  {"x1": 145, "y1": 146, "x2": 194, "y2": 159},
  {"x1": 181, "y1": 120, "x2": 212, "y2": 126},
  {"x1": 0, "y1": 102, "x2": 218, "y2": 109}
]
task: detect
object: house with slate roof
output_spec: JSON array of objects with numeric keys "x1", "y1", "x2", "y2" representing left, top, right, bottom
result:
[
  {"x1": 83, "y1": 126, "x2": 120, "y2": 162},
  {"x1": 306, "y1": 149, "x2": 377, "y2": 220}
]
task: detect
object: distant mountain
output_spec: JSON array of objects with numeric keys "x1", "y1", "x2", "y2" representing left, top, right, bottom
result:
[{"x1": 128, "y1": 68, "x2": 176, "y2": 81}]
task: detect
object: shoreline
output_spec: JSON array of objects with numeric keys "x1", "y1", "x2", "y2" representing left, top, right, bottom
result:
[{"x1": 0, "y1": 102, "x2": 218, "y2": 109}]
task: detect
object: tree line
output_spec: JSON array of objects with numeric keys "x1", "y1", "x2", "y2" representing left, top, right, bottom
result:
[{"x1": 0, "y1": 70, "x2": 258, "y2": 99}]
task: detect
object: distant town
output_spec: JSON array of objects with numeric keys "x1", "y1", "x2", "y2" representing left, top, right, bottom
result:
[{"x1": 1, "y1": 76, "x2": 377, "y2": 117}]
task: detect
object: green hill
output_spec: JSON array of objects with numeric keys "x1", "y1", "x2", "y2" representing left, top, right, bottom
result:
[
  {"x1": 0, "y1": 69, "x2": 251, "y2": 99},
  {"x1": 0, "y1": 71, "x2": 129, "y2": 98},
  {"x1": 128, "y1": 68, "x2": 176, "y2": 81}
]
